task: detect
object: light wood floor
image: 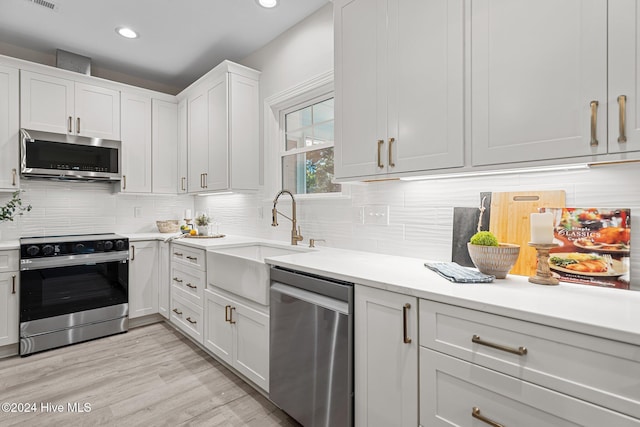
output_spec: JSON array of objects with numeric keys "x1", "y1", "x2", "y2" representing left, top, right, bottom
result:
[{"x1": 0, "y1": 322, "x2": 300, "y2": 426}]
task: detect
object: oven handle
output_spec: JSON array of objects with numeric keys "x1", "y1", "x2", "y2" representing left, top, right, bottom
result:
[{"x1": 20, "y1": 252, "x2": 129, "y2": 271}]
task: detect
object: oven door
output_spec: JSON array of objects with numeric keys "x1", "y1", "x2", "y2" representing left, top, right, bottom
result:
[{"x1": 20, "y1": 253, "x2": 129, "y2": 323}]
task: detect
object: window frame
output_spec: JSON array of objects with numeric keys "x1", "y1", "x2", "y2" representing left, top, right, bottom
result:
[{"x1": 264, "y1": 70, "x2": 348, "y2": 200}]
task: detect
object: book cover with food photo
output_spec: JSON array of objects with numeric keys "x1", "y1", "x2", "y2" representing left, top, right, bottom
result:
[{"x1": 540, "y1": 208, "x2": 631, "y2": 289}]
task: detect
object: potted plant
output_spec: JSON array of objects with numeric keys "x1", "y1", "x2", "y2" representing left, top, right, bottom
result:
[
  {"x1": 466, "y1": 198, "x2": 519, "y2": 278},
  {"x1": 194, "y1": 213, "x2": 210, "y2": 236},
  {"x1": 0, "y1": 191, "x2": 32, "y2": 241}
]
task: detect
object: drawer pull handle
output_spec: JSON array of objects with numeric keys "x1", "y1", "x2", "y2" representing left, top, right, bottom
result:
[
  {"x1": 181, "y1": 176, "x2": 186, "y2": 191},
  {"x1": 388, "y1": 137, "x2": 395, "y2": 167},
  {"x1": 77, "y1": 117, "x2": 81, "y2": 134},
  {"x1": 174, "y1": 252, "x2": 183, "y2": 257},
  {"x1": 11, "y1": 168, "x2": 17, "y2": 186},
  {"x1": 225, "y1": 305, "x2": 231, "y2": 322},
  {"x1": 173, "y1": 277, "x2": 183, "y2": 283},
  {"x1": 590, "y1": 100, "x2": 599, "y2": 147},
  {"x1": 68, "y1": 116, "x2": 73, "y2": 133},
  {"x1": 130, "y1": 244, "x2": 135, "y2": 261},
  {"x1": 186, "y1": 283, "x2": 197, "y2": 289},
  {"x1": 472, "y1": 407, "x2": 504, "y2": 427},
  {"x1": 377, "y1": 139, "x2": 384, "y2": 168},
  {"x1": 186, "y1": 317, "x2": 197, "y2": 325},
  {"x1": 186, "y1": 256, "x2": 197, "y2": 261},
  {"x1": 229, "y1": 306, "x2": 236, "y2": 324},
  {"x1": 12, "y1": 275, "x2": 16, "y2": 294},
  {"x1": 618, "y1": 95, "x2": 627, "y2": 143},
  {"x1": 472, "y1": 335, "x2": 527, "y2": 356},
  {"x1": 172, "y1": 308, "x2": 182, "y2": 315},
  {"x1": 402, "y1": 303, "x2": 412, "y2": 344}
]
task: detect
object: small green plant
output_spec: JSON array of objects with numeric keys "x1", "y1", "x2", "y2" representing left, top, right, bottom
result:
[
  {"x1": 0, "y1": 191, "x2": 32, "y2": 223},
  {"x1": 194, "y1": 213, "x2": 210, "y2": 226},
  {"x1": 469, "y1": 231, "x2": 499, "y2": 246}
]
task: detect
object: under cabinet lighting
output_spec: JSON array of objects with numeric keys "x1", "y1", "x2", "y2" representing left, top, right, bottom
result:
[
  {"x1": 256, "y1": 0, "x2": 278, "y2": 8},
  {"x1": 116, "y1": 27, "x2": 139, "y2": 39},
  {"x1": 399, "y1": 164, "x2": 590, "y2": 181},
  {"x1": 196, "y1": 191, "x2": 234, "y2": 196}
]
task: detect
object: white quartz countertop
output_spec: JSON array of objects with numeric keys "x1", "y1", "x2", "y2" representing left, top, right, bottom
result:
[{"x1": 264, "y1": 247, "x2": 640, "y2": 346}]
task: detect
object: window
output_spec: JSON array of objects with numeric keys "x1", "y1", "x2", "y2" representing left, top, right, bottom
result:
[{"x1": 281, "y1": 97, "x2": 340, "y2": 195}]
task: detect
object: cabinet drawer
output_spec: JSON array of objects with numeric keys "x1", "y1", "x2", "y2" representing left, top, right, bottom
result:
[
  {"x1": 170, "y1": 244, "x2": 205, "y2": 271},
  {"x1": 420, "y1": 348, "x2": 640, "y2": 427},
  {"x1": 170, "y1": 265, "x2": 205, "y2": 306},
  {"x1": 419, "y1": 300, "x2": 640, "y2": 419},
  {"x1": 170, "y1": 292, "x2": 203, "y2": 344},
  {"x1": 0, "y1": 250, "x2": 18, "y2": 273}
]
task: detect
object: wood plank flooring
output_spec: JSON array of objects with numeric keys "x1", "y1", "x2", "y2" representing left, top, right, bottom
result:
[{"x1": 0, "y1": 323, "x2": 300, "y2": 426}]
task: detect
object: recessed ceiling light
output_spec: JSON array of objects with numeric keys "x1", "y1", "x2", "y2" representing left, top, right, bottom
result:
[
  {"x1": 257, "y1": 0, "x2": 278, "y2": 8},
  {"x1": 116, "y1": 27, "x2": 139, "y2": 39}
]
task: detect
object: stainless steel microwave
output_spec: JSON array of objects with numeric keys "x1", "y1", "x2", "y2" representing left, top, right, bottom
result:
[{"x1": 20, "y1": 129, "x2": 121, "y2": 181}]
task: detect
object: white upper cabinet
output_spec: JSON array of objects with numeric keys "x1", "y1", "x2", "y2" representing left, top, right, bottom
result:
[
  {"x1": 0, "y1": 65, "x2": 19, "y2": 190},
  {"x1": 21, "y1": 70, "x2": 120, "y2": 140},
  {"x1": 182, "y1": 61, "x2": 260, "y2": 194},
  {"x1": 120, "y1": 92, "x2": 152, "y2": 193},
  {"x1": 152, "y1": 99, "x2": 178, "y2": 194},
  {"x1": 470, "y1": 0, "x2": 608, "y2": 165},
  {"x1": 335, "y1": 0, "x2": 464, "y2": 179},
  {"x1": 609, "y1": 0, "x2": 640, "y2": 153},
  {"x1": 177, "y1": 99, "x2": 188, "y2": 193}
]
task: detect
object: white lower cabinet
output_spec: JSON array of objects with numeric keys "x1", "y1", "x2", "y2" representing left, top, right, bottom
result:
[
  {"x1": 0, "y1": 271, "x2": 19, "y2": 347},
  {"x1": 204, "y1": 287, "x2": 269, "y2": 391},
  {"x1": 169, "y1": 243, "x2": 205, "y2": 343},
  {"x1": 418, "y1": 299, "x2": 640, "y2": 426},
  {"x1": 354, "y1": 285, "x2": 418, "y2": 427},
  {"x1": 170, "y1": 291, "x2": 203, "y2": 343},
  {"x1": 158, "y1": 241, "x2": 170, "y2": 319},
  {"x1": 128, "y1": 241, "x2": 158, "y2": 318}
]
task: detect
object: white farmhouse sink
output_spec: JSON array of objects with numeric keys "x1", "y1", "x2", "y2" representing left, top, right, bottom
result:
[{"x1": 207, "y1": 243, "x2": 310, "y2": 305}]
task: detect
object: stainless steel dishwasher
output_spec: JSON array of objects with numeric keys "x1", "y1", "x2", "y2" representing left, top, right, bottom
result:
[{"x1": 270, "y1": 267, "x2": 353, "y2": 427}]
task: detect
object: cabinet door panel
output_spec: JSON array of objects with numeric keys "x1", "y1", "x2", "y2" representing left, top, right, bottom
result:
[
  {"x1": 609, "y1": 0, "x2": 640, "y2": 152},
  {"x1": 388, "y1": 0, "x2": 464, "y2": 172},
  {"x1": 233, "y1": 302, "x2": 269, "y2": 391},
  {"x1": 74, "y1": 82, "x2": 120, "y2": 139},
  {"x1": 20, "y1": 71, "x2": 74, "y2": 135},
  {"x1": 0, "y1": 272, "x2": 18, "y2": 346},
  {"x1": 354, "y1": 285, "x2": 418, "y2": 427},
  {"x1": 206, "y1": 74, "x2": 229, "y2": 191},
  {"x1": 204, "y1": 289, "x2": 233, "y2": 365},
  {"x1": 152, "y1": 99, "x2": 178, "y2": 194},
  {"x1": 335, "y1": 0, "x2": 386, "y2": 179},
  {"x1": 188, "y1": 89, "x2": 208, "y2": 192},
  {"x1": 129, "y1": 241, "x2": 158, "y2": 318},
  {"x1": 0, "y1": 65, "x2": 19, "y2": 190},
  {"x1": 177, "y1": 99, "x2": 188, "y2": 193},
  {"x1": 121, "y1": 92, "x2": 152, "y2": 193},
  {"x1": 471, "y1": 0, "x2": 607, "y2": 165}
]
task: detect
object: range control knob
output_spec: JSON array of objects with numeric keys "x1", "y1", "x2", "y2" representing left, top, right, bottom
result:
[
  {"x1": 74, "y1": 243, "x2": 86, "y2": 253},
  {"x1": 26, "y1": 245, "x2": 40, "y2": 256},
  {"x1": 42, "y1": 244, "x2": 55, "y2": 256},
  {"x1": 104, "y1": 240, "x2": 114, "y2": 250},
  {"x1": 96, "y1": 241, "x2": 104, "y2": 252},
  {"x1": 115, "y1": 240, "x2": 126, "y2": 251}
]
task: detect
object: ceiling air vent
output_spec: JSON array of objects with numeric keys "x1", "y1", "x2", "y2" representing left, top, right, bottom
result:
[{"x1": 23, "y1": 0, "x2": 59, "y2": 12}]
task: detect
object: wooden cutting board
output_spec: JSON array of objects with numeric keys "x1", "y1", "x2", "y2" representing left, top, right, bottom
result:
[{"x1": 489, "y1": 191, "x2": 565, "y2": 276}]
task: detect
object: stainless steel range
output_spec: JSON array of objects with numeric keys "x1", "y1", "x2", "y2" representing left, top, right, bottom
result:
[{"x1": 19, "y1": 233, "x2": 129, "y2": 356}]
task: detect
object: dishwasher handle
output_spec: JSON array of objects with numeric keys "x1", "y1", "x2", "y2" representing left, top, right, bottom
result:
[{"x1": 271, "y1": 282, "x2": 349, "y2": 315}]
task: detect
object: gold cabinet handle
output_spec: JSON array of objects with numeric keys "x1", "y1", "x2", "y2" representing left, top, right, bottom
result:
[
  {"x1": 172, "y1": 277, "x2": 183, "y2": 283},
  {"x1": 186, "y1": 283, "x2": 197, "y2": 289},
  {"x1": 472, "y1": 407, "x2": 504, "y2": 427},
  {"x1": 181, "y1": 176, "x2": 186, "y2": 191},
  {"x1": 229, "y1": 306, "x2": 236, "y2": 324},
  {"x1": 186, "y1": 317, "x2": 197, "y2": 325},
  {"x1": 590, "y1": 100, "x2": 599, "y2": 146},
  {"x1": 225, "y1": 305, "x2": 231, "y2": 322},
  {"x1": 11, "y1": 168, "x2": 16, "y2": 186},
  {"x1": 68, "y1": 116, "x2": 73, "y2": 133},
  {"x1": 186, "y1": 256, "x2": 197, "y2": 262},
  {"x1": 130, "y1": 245, "x2": 135, "y2": 261},
  {"x1": 377, "y1": 140, "x2": 384, "y2": 168},
  {"x1": 204, "y1": 173, "x2": 208, "y2": 188},
  {"x1": 123, "y1": 175, "x2": 127, "y2": 190},
  {"x1": 172, "y1": 308, "x2": 182, "y2": 315},
  {"x1": 388, "y1": 137, "x2": 395, "y2": 167},
  {"x1": 11, "y1": 275, "x2": 16, "y2": 294},
  {"x1": 472, "y1": 335, "x2": 527, "y2": 356},
  {"x1": 173, "y1": 252, "x2": 183, "y2": 257},
  {"x1": 618, "y1": 95, "x2": 627, "y2": 143},
  {"x1": 77, "y1": 117, "x2": 81, "y2": 134},
  {"x1": 402, "y1": 303, "x2": 412, "y2": 344}
]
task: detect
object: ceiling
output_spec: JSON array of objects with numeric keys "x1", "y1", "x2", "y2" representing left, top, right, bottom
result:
[{"x1": 0, "y1": 0, "x2": 329, "y2": 94}]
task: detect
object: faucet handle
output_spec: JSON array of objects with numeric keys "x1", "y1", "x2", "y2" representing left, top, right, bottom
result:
[{"x1": 309, "y1": 238, "x2": 325, "y2": 248}]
